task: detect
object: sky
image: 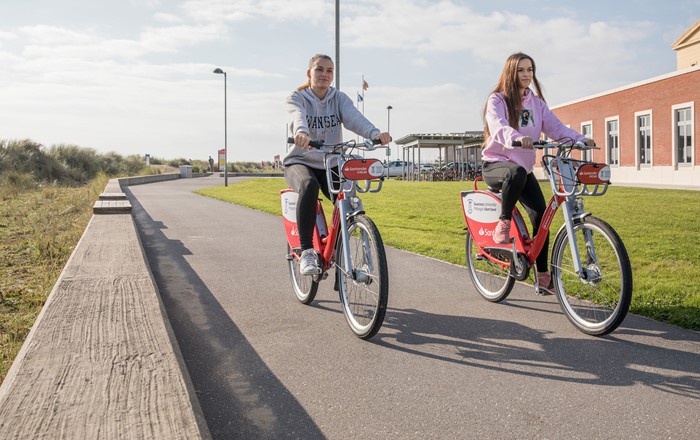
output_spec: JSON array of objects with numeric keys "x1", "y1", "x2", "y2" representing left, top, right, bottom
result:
[{"x1": 1, "y1": 0, "x2": 698, "y2": 163}]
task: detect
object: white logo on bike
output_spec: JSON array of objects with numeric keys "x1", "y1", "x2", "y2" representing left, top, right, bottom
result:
[
  {"x1": 463, "y1": 193, "x2": 500, "y2": 223},
  {"x1": 368, "y1": 162, "x2": 384, "y2": 177},
  {"x1": 478, "y1": 227, "x2": 493, "y2": 237}
]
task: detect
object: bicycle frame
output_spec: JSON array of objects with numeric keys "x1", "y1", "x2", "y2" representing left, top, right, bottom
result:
[
  {"x1": 282, "y1": 142, "x2": 386, "y2": 277},
  {"x1": 462, "y1": 142, "x2": 610, "y2": 281}
]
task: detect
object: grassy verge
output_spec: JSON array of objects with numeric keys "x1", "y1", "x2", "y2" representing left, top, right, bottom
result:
[
  {"x1": 197, "y1": 178, "x2": 700, "y2": 331},
  {"x1": 0, "y1": 174, "x2": 108, "y2": 383}
]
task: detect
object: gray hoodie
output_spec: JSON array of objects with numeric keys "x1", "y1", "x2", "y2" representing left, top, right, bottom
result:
[{"x1": 284, "y1": 86, "x2": 380, "y2": 169}]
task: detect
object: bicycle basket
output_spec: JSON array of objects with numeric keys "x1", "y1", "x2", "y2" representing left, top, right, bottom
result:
[{"x1": 552, "y1": 159, "x2": 610, "y2": 197}]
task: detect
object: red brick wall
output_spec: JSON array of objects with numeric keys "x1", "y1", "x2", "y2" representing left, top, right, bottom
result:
[{"x1": 551, "y1": 69, "x2": 700, "y2": 167}]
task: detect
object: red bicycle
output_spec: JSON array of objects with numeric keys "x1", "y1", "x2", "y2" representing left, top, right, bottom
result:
[
  {"x1": 281, "y1": 138, "x2": 389, "y2": 339},
  {"x1": 461, "y1": 140, "x2": 632, "y2": 335}
]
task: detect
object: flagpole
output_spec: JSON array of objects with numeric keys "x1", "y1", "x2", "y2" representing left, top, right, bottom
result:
[{"x1": 361, "y1": 75, "x2": 365, "y2": 115}]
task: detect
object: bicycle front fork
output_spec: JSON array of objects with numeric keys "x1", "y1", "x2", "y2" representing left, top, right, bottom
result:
[{"x1": 560, "y1": 197, "x2": 596, "y2": 282}]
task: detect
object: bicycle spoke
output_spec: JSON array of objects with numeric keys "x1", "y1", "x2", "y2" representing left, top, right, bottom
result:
[{"x1": 337, "y1": 215, "x2": 388, "y2": 339}]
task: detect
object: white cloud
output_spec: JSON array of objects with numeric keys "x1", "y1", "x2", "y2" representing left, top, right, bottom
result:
[
  {"x1": 139, "y1": 23, "x2": 226, "y2": 52},
  {"x1": 19, "y1": 25, "x2": 95, "y2": 46},
  {"x1": 181, "y1": 0, "x2": 332, "y2": 24},
  {"x1": 153, "y1": 12, "x2": 185, "y2": 24},
  {"x1": 0, "y1": 0, "x2": 686, "y2": 162},
  {"x1": 0, "y1": 30, "x2": 18, "y2": 41}
]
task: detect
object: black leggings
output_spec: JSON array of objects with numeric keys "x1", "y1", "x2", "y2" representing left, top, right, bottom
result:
[
  {"x1": 284, "y1": 164, "x2": 338, "y2": 251},
  {"x1": 481, "y1": 161, "x2": 549, "y2": 273}
]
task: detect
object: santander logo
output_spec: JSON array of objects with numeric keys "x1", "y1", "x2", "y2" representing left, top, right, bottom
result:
[{"x1": 478, "y1": 227, "x2": 493, "y2": 237}]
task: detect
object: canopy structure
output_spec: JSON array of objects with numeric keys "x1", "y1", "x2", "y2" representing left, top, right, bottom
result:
[{"x1": 393, "y1": 132, "x2": 484, "y2": 181}]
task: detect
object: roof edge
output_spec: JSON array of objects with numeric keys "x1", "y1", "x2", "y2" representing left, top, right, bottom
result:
[
  {"x1": 672, "y1": 19, "x2": 700, "y2": 49},
  {"x1": 551, "y1": 64, "x2": 700, "y2": 110}
]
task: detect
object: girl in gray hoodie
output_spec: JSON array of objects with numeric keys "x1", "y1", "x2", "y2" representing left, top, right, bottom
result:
[{"x1": 284, "y1": 54, "x2": 391, "y2": 275}]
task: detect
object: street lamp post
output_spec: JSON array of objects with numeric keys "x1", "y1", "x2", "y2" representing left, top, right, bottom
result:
[
  {"x1": 213, "y1": 68, "x2": 228, "y2": 187},
  {"x1": 386, "y1": 105, "x2": 393, "y2": 160}
]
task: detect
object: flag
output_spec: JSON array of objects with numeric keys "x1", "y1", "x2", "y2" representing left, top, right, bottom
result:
[
  {"x1": 362, "y1": 79, "x2": 369, "y2": 90},
  {"x1": 357, "y1": 92, "x2": 363, "y2": 102}
]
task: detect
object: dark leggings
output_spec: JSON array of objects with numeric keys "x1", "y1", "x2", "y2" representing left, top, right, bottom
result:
[
  {"x1": 284, "y1": 164, "x2": 338, "y2": 251},
  {"x1": 481, "y1": 161, "x2": 549, "y2": 273}
]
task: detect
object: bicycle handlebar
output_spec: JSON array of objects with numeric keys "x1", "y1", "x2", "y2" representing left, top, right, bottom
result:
[
  {"x1": 286, "y1": 137, "x2": 390, "y2": 150},
  {"x1": 511, "y1": 140, "x2": 596, "y2": 150}
]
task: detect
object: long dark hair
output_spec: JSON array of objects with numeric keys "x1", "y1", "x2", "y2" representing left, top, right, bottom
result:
[
  {"x1": 296, "y1": 54, "x2": 333, "y2": 91},
  {"x1": 482, "y1": 52, "x2": 545, "y2": 140}
]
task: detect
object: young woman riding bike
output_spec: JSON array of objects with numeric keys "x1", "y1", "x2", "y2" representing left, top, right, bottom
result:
[
  {"x1": 284, "y1": 54, "x2": 391, "y2": 276},
  {"x1": 480, "y1": 52, "x2": 595, "y2": 294}
]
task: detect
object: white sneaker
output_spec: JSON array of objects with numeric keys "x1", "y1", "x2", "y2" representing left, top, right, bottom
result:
[{"x1": 299, "y1": 249, "x2": 321, "y2": 275}]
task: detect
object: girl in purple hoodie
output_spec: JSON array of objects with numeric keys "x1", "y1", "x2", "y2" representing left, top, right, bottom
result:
[
  {"x1": 480, "y1": 52, "x2": 593, "y2": 293},
  {"x1": 285, "y1": 54, "x2": 391, "y2": 276}
]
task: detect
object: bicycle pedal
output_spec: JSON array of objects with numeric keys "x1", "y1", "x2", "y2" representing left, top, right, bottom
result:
[{"x1": 535, "y1": 286, "x2": 554, "y2": 296}]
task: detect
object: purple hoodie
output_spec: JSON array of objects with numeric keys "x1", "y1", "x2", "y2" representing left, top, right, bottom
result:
[{"x1": 481, "y1": 89, "x2": 585, "y2": 172}]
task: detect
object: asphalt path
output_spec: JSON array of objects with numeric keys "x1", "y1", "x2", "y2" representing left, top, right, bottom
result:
[{"x1": 126, "y1": 175, "x2": 700, "y2": 440}]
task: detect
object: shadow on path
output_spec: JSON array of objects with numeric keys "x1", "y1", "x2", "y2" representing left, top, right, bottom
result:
[
  {"x1": 366, "y1": 301, "x2": 700, "y2": 399},
  {"x1": 126, "y1": 188, "x2": 325, "y2": 440}
]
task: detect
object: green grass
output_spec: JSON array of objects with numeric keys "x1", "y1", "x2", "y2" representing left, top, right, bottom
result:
[
  {"x1": 0, "y1": 174, "x2": 108, "y2": 383},
  {"x1": 197, "y1": 178, "x2": 700, "y2": 331}
]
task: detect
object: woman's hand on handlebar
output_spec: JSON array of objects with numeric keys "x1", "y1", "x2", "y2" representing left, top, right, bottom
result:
[
  {"x1": 294, "y1": 132, "x2": 311, "y2": 149},
  {"x1": 373, "y1": 132, "x2": 392, "y2": 145},
  {"x1": 583, "y1": 137, "x2": 595, "y2": 147},
  {"x1": 515, "y1": 136, "x2": 534, "y2": 149}
]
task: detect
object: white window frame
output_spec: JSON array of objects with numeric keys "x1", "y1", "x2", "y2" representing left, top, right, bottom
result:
[
  {"x1": 634, "y1": 110, "x2": 653, "y2": 168},
  {"x1": 580, "y1": 121, "x2": 593, "y2": 162},
  {"x1": 671, "y1": 102, "x2": 694, "y2": 168},
  {"x1": 605, "y1": 116, "x2": 620, "y2": 166}
]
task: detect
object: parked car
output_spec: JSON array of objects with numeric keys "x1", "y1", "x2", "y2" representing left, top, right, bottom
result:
[
  {"x1": 419, "y1": 164, "x2": 435, "y2": 172},
  {"x1": 385, "y1": 160, "x2": 417, "y2": 177}
]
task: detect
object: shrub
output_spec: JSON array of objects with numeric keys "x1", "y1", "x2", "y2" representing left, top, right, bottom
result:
[{"x1": 49, "y1": 144, "x2": 103, "y2": 183}]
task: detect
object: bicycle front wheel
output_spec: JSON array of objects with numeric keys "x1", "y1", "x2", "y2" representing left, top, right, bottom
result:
[
  {"x1": 287, "y1": 244, "x2": 319, "y2": 305},
  {"x1": 336, "y1": 214, "x2": 388, "y2": 339},
  {"x1": 466, "y1": 231, "x2": 515, "y2": 302},
  {"x1": 551, "y1": 216, "x2": 632, "y2": 336}
]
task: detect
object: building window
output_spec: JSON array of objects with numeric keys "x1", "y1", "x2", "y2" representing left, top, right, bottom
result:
[
  {"x1": 606, "y1": 117, "x2": 619, "y2": 166},
  {"x1": 636, "y1": 112, "x2": 652, "y2": 166},
  {"x1": 674, "y1": 105, "x2": 693, "y2": 165},
  {"x1": 581, "y1": 122, "x2": 592, "y2": 162}
]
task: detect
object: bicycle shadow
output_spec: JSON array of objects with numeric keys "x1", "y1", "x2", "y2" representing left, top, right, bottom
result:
[
  {"x1": 370, "y1": 302, "x2": 700, "y2": 399},
  {"x1": 125, "y1": 187, "x2": 325, "y2": 440}
]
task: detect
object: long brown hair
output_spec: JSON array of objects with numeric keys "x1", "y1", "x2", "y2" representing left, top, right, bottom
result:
[
  {"x1": 296, "y1": 54, "x2": 333, "y2": 91},
  {"x1": 482, "y1": 52, "x2": 545, "y2": 140}
]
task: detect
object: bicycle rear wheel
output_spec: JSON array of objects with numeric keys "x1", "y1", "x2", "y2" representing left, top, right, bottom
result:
[
  {"x1": 551, "y1": 216, "x2": 632, "y2": 336},
  {"x1": 336, "y1": 214, "x2": 388, "y2": 339},
  {"x1": 287, "y1": 244, "x2": 319, "y2": 305},
  {"x1": 466, "y1": 231, "x2": 515, "y2": 302}
]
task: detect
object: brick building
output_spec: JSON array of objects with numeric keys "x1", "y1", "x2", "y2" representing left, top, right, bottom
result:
[{"x1": 547, "y1": 20, "x2": 699, "y2": 188}]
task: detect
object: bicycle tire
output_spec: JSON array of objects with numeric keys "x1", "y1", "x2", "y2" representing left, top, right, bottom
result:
[
  {"x1": 287, "y1": 243, "x2": 319, "y2": 305},
  {"x1": 551, "y1": 216, "x2": 632, "y2": 336},
  {"x1": 336, "y1": 214, "x2": 388, "y2": 339},
  {"x1": 465, "y1": 231, "x2": 515, "y2": 302}
]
